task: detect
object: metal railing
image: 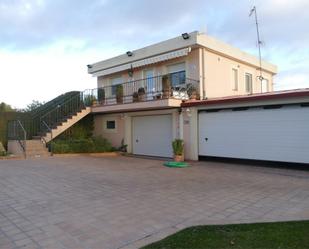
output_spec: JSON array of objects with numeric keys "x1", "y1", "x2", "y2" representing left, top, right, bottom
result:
[
  {"x1": 82, "y1": 72, "x2": 200, "y2": 106},
  {"x1": 41, "y1": 120, "x2": 53, "y2": 155},
  {"x1": 7, "y1": 120, "x2": 27, "y2": 158},
  {"x1": 40, "y1": 92, "x2": 84, "y2": 133}
]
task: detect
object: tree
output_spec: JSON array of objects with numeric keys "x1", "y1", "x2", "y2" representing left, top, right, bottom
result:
[
  {"x1": 0, "y1": 102, "x2": 14, "y2": 112},
  {"x1": 23, "y1": 100, "x2": 44, "y2": 112}
]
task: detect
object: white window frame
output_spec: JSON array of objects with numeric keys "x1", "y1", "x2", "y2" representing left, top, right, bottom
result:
[
  {"x1": 245, "y1": 72, "x2": 253, "y2": 94},
  {"x1": 261, "y1": 78, "x2": 269, "y2": 93},
  {"x1": 231, "y1": 67, "x2": 239, "y2": 91},
  {"x1": 110, "y1": 76, "x2": 123, "y2": 97}
]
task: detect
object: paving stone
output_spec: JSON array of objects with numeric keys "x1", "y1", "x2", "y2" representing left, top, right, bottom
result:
[{"x1": 0, "y1": 156, "x2": 308, "y2": 249}]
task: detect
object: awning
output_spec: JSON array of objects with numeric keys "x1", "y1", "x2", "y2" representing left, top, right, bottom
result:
[{"x1": 93, "y1": 47, "x2": 191, "y2": 77}]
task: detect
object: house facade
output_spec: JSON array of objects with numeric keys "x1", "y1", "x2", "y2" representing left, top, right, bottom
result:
[{"x1": 87, "y1": 31, "x2": 278, "y2": 160}]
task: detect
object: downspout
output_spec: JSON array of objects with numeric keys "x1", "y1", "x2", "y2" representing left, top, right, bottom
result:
[{"x1": 198, "y1": 48, "x2": 206, "y2": 99}]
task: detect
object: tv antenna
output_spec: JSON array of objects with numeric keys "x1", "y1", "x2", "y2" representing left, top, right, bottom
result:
[{"x1": 249, "y1": 6, "x2": 264, "y2": 86}]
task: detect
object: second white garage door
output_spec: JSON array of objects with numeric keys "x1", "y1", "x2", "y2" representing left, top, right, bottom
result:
[
  {"x1": 199, "y1": 105, "x2": 309, "y2": 164},
  {"x1": 132, "y1": 115, "x2": 173, "y2": 158}
]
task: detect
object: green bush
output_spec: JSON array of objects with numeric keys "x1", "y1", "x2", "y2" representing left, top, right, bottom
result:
[
  {"x1": 51, "y1": 136, "x2": 113, "y2": 154},
  {"x1": 52, "y1": 141, "x2": 71, "y2": 154},
  {"x1": 0, "y1": 151, "x2": 7, "y2": 157},
  {"x1": 58, "y1": 115, "x2": 94, "y2": 140},
  {"x1": 172, "y1": 139, "x2": 184, "y2": 155},
  {"x1": 92, "y1": 136, "x2": 113, "y2": 152}
]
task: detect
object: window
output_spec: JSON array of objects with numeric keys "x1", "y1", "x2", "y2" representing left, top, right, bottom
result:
[
  {"x1": 245, "y1": 73, "x2": 253, "y2": 93},
  {"x1": 170, "y1": 71, "x2": 186, "y2": 86},
  {"x1": 167, "y1": 63, "x2": 186, "y2": 87},
  {"x1": 111, "y1": 76, "x2": 123, "y2": 96},
  {"x1": 232, "y1": 68, "x2": 238, "y2": 91},
  {"x1": 106, "y1": 120, "x2": 116, "y2": 129},
  {"x1": 261, "y1": 79, "x2": 269, "y2": 93}
]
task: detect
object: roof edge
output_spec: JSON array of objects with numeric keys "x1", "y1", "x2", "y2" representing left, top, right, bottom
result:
[{"x1": 182, "y1": 89, "x2": 309, "y2": 107}]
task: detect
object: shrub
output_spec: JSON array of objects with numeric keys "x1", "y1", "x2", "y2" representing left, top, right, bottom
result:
[
  {"x1": 70, "y1": 138, "x2": 95, "y2": 153},
  {"x1": 51, "y1": 136, "x2": 113, "y2": 154},
  {"x1": 92, "y1": 136, "x2": 113, "y2": 152},
  {"x1": 52, "y1": 141, "x2": 71, "y2": 154},
  {"x1": 172, "y1": 139, "x2": 184, "y2": 155}
]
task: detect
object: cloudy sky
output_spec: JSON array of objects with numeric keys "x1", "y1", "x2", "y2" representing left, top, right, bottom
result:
[{"x1": 1, "y1": 0, "x2": 308, "y2": 108}]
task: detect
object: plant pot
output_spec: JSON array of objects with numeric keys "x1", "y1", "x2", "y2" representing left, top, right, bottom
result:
[
  {"x1": 132, "y1": 92, "x2": 139, "y2": 102},
  {"x1": 162, "y1": 89, "x2": 171, "y2": 99},
  {"x1": 174, "y1": 154, "x2": 184, "y2": 162},
  {"x1": 162, "y1": 75, "x2": 171, "y2": 99},
  {"x1": 138, "y1": 93, "x2": 145, "y2": 101},
  {"x1": 116, "y1": 96, "x2": 123, "y2": 104},
  {"x1": 189, "y1": 91, "x2": 197, "y2": 100},
  {"x1": 156, "y1": 94, "x2": 162, "y2": 99}
]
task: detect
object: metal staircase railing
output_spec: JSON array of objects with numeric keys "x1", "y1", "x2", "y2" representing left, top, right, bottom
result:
[
  {"x1": 39, "y1": 92, "x2": 85, "y2": 135},
  {"x1": 7, "y1": 120, "x2": 27, "y2": 158},
  {"x1": 7, "y1": 91, "x2": 86, "y2": 147}
]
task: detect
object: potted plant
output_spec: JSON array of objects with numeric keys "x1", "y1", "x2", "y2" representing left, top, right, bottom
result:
[
  {"x1": 138, "y1": 87, "x2": 146, "y2": 101},
  {"x1": 172, "y1": 139, "x2": 184, "y2": 162},
  {"x1": 97, "y1": 88, "x2": 105, "y2": 105},
  {"x1": 116, "y1": 85, "x2": 123, "y2": 104},
  {"x1": 187, "y1": 83, "x2": 198, "y2": 100},
  {"x1": 162, "y1": 75, "x2": 171, "y2": 99},
  {"x1": 132, "y1": 92, "x2": 139, "y2": 102}
]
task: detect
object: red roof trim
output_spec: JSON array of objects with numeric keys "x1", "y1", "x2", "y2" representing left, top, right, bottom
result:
[{"x1": 181, "y1": 89, "x2": 309, "y2": 107}]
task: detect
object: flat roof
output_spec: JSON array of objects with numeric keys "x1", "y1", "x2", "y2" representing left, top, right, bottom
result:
[
  {"x1": 88, "y1": 31, "x2": 277, "y2": 75},
  {"x1": 182, "y1": 88, "x2": 309, "y2": 107}
]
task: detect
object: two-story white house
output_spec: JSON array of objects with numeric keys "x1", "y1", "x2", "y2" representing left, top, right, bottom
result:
[{"x1": 87, "y1": 31, "x2": 277, "y2": 160}]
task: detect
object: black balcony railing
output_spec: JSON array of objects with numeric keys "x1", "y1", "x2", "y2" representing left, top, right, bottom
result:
[{"x1": 82, "y1": 72, "x2": 199, "y2": 106}]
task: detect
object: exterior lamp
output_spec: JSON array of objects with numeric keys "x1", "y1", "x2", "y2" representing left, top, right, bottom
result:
[
  {"x1": 182, "y1": 33, "x2": 190, "y2": 40},
  {"x1": 186, "y1": 108, "x2": 192, "y2": 117}
]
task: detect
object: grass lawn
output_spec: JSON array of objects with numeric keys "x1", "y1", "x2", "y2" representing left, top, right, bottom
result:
[{"x1": 141, "y1": 220, "x2": 309, "y2": 249}]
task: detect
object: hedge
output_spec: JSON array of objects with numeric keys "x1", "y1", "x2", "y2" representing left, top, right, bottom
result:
[{"x1": 51, "y1": 137, "x2": 114, "y2": 154}]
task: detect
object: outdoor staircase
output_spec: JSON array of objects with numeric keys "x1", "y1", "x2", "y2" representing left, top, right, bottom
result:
[
  {"x1": 7, "y1": 91, "x2": 91, "y2": 158},
  {"x1": 24, "y1": 140, "x2": 50, "y2": 158},
  {"x1": 41, "y1": 107, "x2": 91, "y2": 143}
]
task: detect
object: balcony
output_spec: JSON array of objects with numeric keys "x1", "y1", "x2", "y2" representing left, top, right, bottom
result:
[{"x1": 84, "y1": 72, "x2": 200, "y2": 113}]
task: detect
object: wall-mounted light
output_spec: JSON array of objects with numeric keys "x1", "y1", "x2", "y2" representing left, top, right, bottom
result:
[
  {"x1": 186, "y1": 108, "x2": 192, "y2": 117},
  {"x1": 182, "y1": 33, "x2": 190, "y2": 40},
  {"x1": 128, "y1": 64, "x2": 134, "y2": 77},
  {"x1": 126, "y1": 51, "x2": 133, "y2": 57},
  {"x1": 87, "y1": 64, "x2": 92, "y2": 69}
]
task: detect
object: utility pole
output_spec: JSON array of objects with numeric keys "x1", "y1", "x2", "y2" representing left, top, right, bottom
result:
[{"x1": 249, "y1": 6, "x2": 264, "y2": 90}]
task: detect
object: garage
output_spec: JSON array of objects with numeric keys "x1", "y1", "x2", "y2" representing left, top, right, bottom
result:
[
  {"x1": 198, "y1": 104, "x2": 309, "y2": 164},
  {"x1": 132, "y1": 115, "x2": 173, "y2": 158}
]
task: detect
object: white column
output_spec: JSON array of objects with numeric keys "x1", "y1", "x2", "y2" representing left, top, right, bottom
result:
[
  {"x1": 124, "y1": 115, "x2": 132, "y2": 153},
  {"x1": 179, "y1": 111, "x2": 184, "y2": 139},
  {"x1": 189, "y1": 107, "x2": 199, "y2": 160}
]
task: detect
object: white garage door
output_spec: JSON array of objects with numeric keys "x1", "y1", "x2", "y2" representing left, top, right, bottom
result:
[
  {"x1": 199, "y1": 105, "x2": 309, "y2": 164},
  {"x1": 132, "y1": 115, "x2": 173, "y2": 158}
]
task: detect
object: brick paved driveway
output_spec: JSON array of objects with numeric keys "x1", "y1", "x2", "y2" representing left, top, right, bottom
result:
[{"x1": 0, "y1": 156, "x2": 308, "y2": 249}]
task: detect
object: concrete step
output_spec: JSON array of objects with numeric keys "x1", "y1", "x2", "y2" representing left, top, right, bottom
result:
[{"x1": 24, "y1": 139, "x2": 50, "y2": 157}]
